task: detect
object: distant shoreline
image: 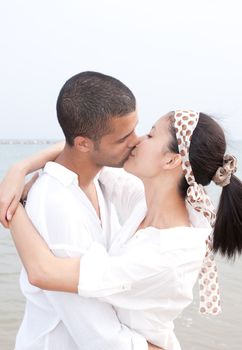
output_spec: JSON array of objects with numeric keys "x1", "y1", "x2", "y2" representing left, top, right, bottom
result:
[
  {"x1": 0, "y1": 140, "x2": 60, "y2": 145},
  {"x1": 0, "y1": 138, "x2": 241, "y2": 145}
]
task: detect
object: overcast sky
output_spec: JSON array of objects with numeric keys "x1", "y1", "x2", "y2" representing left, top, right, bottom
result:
[{"x1": 0, "y1": 0, "x2": 242, "y2": 140}]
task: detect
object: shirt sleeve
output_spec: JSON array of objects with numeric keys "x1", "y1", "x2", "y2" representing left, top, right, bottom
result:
[
  {"x1": 78, "y1": 238, "x2": 205, "y2": 315},
  {"x1": 99, "y1": 168, "x2": 145, "y2": 224},
  {"x1": 78, "y1": 241, "x2": 179, "y2": 298}
]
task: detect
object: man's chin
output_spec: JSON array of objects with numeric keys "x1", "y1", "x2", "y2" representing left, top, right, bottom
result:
[
  {"x1": 102, "y1": 160, "x2": 125, "y2": 169},
  {"x1": 112, "y1": 159, "x2": 128, "y2": 168},
  {"x1": 111, "y1": 155, "x2": 131, "y2": 168}
]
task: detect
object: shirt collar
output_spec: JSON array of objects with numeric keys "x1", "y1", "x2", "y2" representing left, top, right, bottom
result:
[{"x1": 43, "y1": 162, "x2": 79, "y2": 186}]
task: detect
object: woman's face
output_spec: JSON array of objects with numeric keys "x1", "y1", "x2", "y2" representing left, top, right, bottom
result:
[{"x1": 124, "y1": 114, "x2": 174, "y2": 178}]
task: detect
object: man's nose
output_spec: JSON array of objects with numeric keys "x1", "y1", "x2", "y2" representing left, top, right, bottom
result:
[{"x1": 127, "y1": 133, "x2": 140, "y2": 149}]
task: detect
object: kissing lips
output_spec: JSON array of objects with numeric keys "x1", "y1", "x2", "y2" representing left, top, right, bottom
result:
[{"x1": 130, "y1": 149, "x2": 136, "y2": 157}]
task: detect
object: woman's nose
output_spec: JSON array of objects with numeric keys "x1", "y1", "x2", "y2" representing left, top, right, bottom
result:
[{"x1": 136, "y1": 135, "x2": 148, "y2": 145}]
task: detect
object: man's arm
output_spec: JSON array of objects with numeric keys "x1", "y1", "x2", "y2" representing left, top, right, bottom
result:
[{"x1": 45, "y1": 290, "x2": 150, "y2": 350}]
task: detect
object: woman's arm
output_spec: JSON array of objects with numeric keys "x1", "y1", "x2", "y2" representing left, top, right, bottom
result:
[
  {"x1": 10, "y1": 205, "x2": 163, "y2": 299},
  {"x1": 12, "y1": 141, "x2": 64, "y2": 175},
  {"x1": 99, "y1": 168, "x2": 145, "y2": 224},
  {"x1": 9, "y1": 204, "x2": 79, "y2": 292},
  {"x1": 0, "y1": 141, "x2": 64, "y2": 226}
]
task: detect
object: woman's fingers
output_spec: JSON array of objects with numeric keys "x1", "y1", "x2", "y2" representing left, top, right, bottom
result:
[
  {"x1": 6, "y1": 196, "x2": 21, "y2": 222},
  {"x1": 0, "y1": 166, "x2": 26, "y2": 226},
  {"x1": 0, "y1": 198, "x2": 12, "y2": 227},
  {"x1": 0, "y1": 169, "x2": 38, "y2": 227}
]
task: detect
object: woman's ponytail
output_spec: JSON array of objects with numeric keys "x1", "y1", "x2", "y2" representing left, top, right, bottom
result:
[
  {"x1": 168, "y1": 112, "x2": 242, "y2": 260},
  {"x1": 213, "y1": 175, "x2": 242, "y2": 259}
]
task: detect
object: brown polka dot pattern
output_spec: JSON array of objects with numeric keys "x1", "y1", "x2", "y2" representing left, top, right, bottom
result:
[{"x1": 174, "y1": 109, "x2": 221, "y2": 316}]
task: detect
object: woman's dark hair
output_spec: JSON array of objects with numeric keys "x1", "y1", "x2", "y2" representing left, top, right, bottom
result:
[
  {"x1": 56, "y1": 71, "x2": 136, "y2": 146},
  {"x1": 168, "y1": 111, "x2": 242, "y2": 260}
]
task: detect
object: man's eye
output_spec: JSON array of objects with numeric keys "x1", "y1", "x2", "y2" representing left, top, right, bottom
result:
[{"x1": 118, "y1": 138, "x2": 126, "y2": 143}]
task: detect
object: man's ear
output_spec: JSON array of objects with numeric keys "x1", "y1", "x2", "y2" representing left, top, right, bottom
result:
[
  {"x1": 73, "y1": 136, "x2": 94, "y2": 152},
  {"x1": 163, "y1": 153, "x2": 182, "y2": 170}
]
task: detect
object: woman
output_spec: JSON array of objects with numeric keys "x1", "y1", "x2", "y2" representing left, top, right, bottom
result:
[{"x1": 3, "y1": 110, "x2": 242, "y2": 349}]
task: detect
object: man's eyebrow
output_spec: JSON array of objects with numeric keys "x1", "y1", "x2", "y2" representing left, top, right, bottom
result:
[{"x1": 116, "y1": 120, "x2": 139, "y2": 142}]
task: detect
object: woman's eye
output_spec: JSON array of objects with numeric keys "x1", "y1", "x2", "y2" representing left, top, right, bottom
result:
[{"x1": 146, "y1": 134, "x2": 152, "y2": 138}]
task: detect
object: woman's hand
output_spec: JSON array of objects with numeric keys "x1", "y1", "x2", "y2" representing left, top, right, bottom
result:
[
  {"x1": 0, "y1": 165, "x2": 39, "y2": 228},
  {"x1": 0, "y1": 141, "x2": 65, "y2": 228},
  {"x1": 0, "y1": 164, "x2": 26, "y2": 227}
]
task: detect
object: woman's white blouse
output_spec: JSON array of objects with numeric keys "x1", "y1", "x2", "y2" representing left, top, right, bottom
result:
[{"x1": 78, "y1": 168, "x2": 211, "y2": 350}]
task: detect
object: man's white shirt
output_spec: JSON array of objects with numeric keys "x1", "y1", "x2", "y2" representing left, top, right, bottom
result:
[{"x1": 15, "y1": 162, "x2": 147, "y2": 350}]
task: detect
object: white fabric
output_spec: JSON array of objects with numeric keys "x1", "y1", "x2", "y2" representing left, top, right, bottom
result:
[
  {"x1": 15, "y1": 162, "x2": 147, "y2": 350},
  {"x1": 78, "y1": 168, "x2": 211, "y2": 350}
]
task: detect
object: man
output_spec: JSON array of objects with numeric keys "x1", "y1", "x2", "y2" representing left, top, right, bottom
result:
[{"x1": 0, "y1": 72, "x2": 159, "y2": 349}]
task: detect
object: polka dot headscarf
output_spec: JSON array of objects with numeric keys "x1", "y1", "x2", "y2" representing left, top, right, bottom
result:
[{"x1": 174, "y1": 109, "x2": 221, "y2": 316}]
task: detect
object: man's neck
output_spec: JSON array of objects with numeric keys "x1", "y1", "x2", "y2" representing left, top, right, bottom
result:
[
  {"x1": 55, "y1": 145, "x2": 102, "y2": 188},
  {"x1": 55, "y1": 145, "x2": 103, "y2": 220}
]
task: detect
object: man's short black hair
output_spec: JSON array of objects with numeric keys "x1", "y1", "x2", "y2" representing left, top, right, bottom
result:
[{"x1": 56, "y1": 71, "x2": 136, "y2": 145}]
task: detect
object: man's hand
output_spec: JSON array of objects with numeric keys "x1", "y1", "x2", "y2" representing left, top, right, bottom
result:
[
  {"x1": 0, "y1": 165, "x2": 38, "y2": 227},
  {"x1": 21, "y1": 173, "x2": 39, "y2": 205}
]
